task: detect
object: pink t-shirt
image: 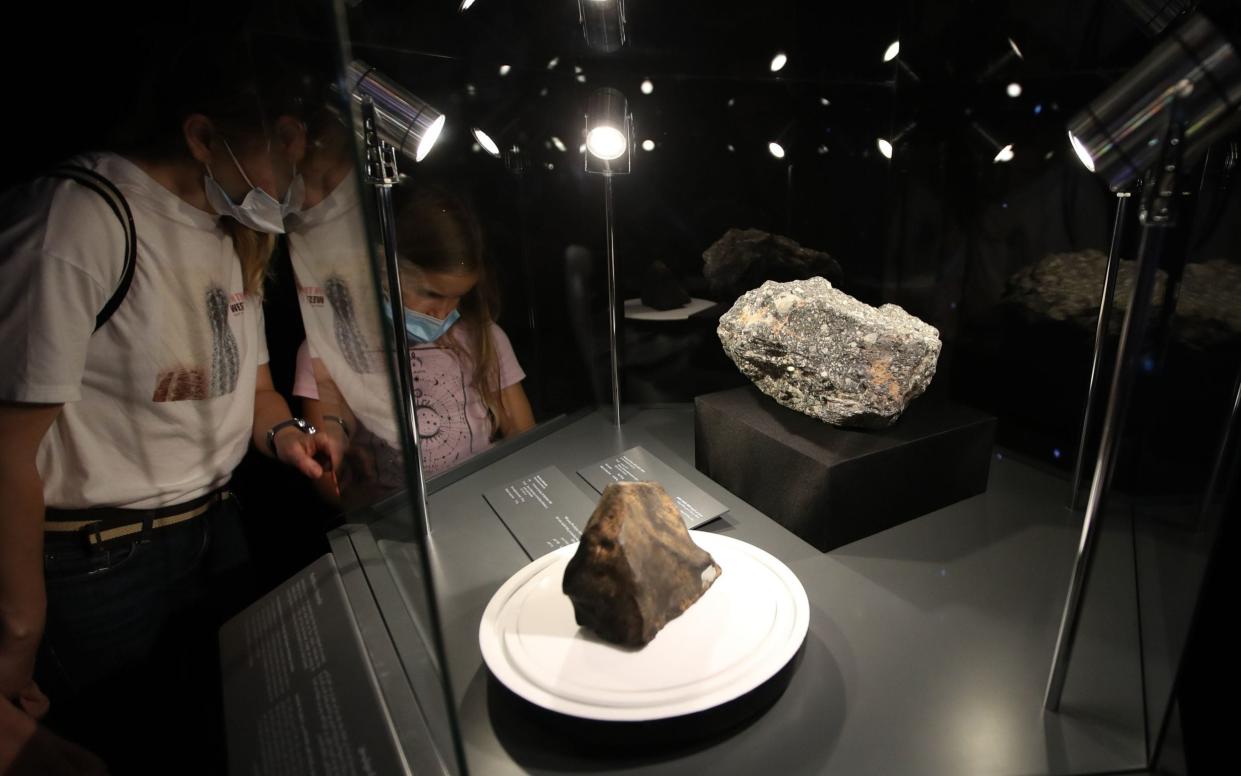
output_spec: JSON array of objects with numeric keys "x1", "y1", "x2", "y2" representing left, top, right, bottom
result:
[{"x1": 295, "y1": 322, "x2": 525, "y2": 477}]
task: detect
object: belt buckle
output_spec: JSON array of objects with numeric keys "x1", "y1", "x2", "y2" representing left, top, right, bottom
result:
[{"x1": 77, "y1": 521, "x2": 106, "y2": 550}]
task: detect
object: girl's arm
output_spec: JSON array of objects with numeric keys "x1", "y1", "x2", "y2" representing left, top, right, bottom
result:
[{"x1": 498, "y1": 382, "x2": 536, "y2": 438}]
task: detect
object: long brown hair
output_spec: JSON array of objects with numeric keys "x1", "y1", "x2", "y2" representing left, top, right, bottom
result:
[{"x1": 396, "y1": 186, "x2": 508, "y2": 438}]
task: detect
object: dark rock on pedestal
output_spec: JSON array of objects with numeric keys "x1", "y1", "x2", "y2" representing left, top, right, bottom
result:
[
  {"x1": 641, "y1": 261, "x2": 691, "y2": 311},
  {"x1": 702, "y1": 228, "x2": 842, "y2": 300},
  {"x1": 563, "y1": 482, "x2": 722, "y2": 647}
]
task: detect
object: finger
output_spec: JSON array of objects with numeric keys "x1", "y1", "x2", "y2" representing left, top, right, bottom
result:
[{"x1": 16, "y1": 689, "x2": 49, "y2": 722}]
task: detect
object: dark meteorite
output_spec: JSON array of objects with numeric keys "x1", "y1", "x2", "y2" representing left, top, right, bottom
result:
[{"x1": 562, "y1": 482, "x2": 722, "y2": 647}]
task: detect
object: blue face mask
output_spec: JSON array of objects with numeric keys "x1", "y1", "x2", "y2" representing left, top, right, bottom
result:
[{"x1": 384, "y1": 303, "x2": 460, "y2": 344}]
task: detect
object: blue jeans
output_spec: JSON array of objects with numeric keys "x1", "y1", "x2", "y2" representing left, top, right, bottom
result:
[{"x1": 36, "y1": 494, "x2": 252, "y2": 774}]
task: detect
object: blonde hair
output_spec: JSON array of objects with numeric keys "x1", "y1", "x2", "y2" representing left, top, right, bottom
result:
[{"x1": 221, "y1": 218, "x2": 276, "y2": 297}]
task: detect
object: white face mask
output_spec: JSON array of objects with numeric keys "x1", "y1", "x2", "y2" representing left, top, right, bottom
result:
[{"x1": 203, "y1": 138, "x2": 296, "y2": 234}]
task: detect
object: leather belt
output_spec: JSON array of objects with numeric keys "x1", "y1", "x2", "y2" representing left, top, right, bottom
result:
[{"x1": 44, "y1": 490, "x2": 225, "y2": 547}]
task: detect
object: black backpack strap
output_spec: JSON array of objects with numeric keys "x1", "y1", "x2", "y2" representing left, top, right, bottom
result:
[{"x1": 46, "y1": 165, "x2": 137, "y2": 332}]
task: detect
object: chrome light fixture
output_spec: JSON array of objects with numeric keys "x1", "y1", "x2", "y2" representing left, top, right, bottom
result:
[
  {"x1": 1066, "y1": 13, "x2": 1241, "y2": 191},
  {"x1": 578, "y1": 0, "x2": 627, "y2": 53},
  {"x1": 346, "y1": 60, "x2": 446, "y2": 164},
  {"x1": 585, "y1": 87, "x2": 633, "y2": 174}
]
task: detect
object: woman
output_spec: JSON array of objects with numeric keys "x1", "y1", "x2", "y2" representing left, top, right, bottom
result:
[
  {"x1": 291, "y1": 184, "x2": 536, "y2": 501},
  {"x1": 0, "y1": 37, "x2": 333, "y2": 773}
]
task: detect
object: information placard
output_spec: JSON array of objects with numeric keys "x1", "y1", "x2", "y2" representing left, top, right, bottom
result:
[
  {"x1": 577, "y1": 446, "x2": 728, "y2": 528},
  {"x1": 220, "y1": 553, "x2": 405, "y2": 776},
  {"x1": 482, "y1": 465, "x2": 598, "y2": 559}
]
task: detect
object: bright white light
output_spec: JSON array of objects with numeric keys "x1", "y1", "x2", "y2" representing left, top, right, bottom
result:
[
  {"x1": 726, "y1": 144, "x2": 735, "y2": 153},
  {"x1": 1008, "y1": 37, "x2": 1024, "y2": 59},
  {"x1": 642, "y1": 139, "x2": 655, "y2": 151},
  {"x1": 472, "y1": 128, "x2": 500, "y2": 157},
  {"x1": 576, "y1": 74, "x2": 587, "y2": 83},
  {"x1": 993, "y1": 144, "x2": 1014, "y2": 163},
  {"x1": 579, "y1": 143, "x2": 586, "y2": 153},
  {"x1": 770, "y1": 52, "x2": 788, "y2": 72},
  {"x1": 574, "y1": 65, "x2": 583, "y2": 74},
  {"x1": 817, "y1": 145, "x2": 829, "y2": 155},
  {"x1": 459, "y1": 0, "x2": 476, "y2": 10},
  {"x1": 640, "y1": 79, "x2": 654, "y2": 95},
  {"x1": 1006, "y1": 82, "x2": 1022, "y2": 98},
  {"x1": 1069, "y1": 131, "x2": 1095, "y2": 172},
  {"x1": 547, "y1": 57, "x2": 560, "y2": 70},
  {"x1": 586, "y1": 126, "x2": 627, "y2": 160},
  {"x1": 415, "y1": 115, "x2": 447, "y2": 162},
  {"x1": 820, "y1": 97, "x2": 831, "y2": 106},
  {"x1": 727, "y1": 98, "x2": 736, "y2": 107},
  {"x1": 877, "y1": 138, "x2": 894, "y2": 159},
  {"x1": 471, "y1": 143, "x2": 480, "y2": 153},
  {"x1": 883, "y1": 40, "x2": 900, "y2": 63},
  {"x1": 551, "y1": 136, "x2": 567, "y2": 152},
  {"x1": 547, "y1": 162, "x2": 555, "y2": 170},
  {"x1": 768, "y1": 141, "x2": 786, "y2": 159},
  {"x1": 499, "y1": 64, "x2": 511, "y2": 76}
]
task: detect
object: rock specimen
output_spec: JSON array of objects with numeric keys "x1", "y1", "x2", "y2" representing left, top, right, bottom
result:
[
  {"x1": 1006, "y1": 250, "x2": 1241, "y2": 350},
  {"x1": 640, "y1": 260, "x2": 691, "y2": 311},
  {"x1": 702, "y1": 228, "x2": 843, "y2": 301},
  {"x1": 718, "y1": 277, "x2": 940, "y2": 428},
  {"x1": 563, "y1": 482, "x2": 721, "y2": 647}
]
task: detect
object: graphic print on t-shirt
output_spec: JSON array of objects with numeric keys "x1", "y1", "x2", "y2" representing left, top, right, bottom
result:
[
  {"x1": 325, "y1": 275, "x2": 376, "y2": 374},
  {"x1": 152, "y1": 285, "x2": 241, "y2": 402},
  {"x1": 411, "y1": 347, "x2": 474, "y2": 472}
]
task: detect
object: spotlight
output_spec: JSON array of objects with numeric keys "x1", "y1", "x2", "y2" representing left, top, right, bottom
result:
[
  {"x1": 1006, "y1": 82, "x2": 1022, "y2": 98},
  {"x1": 551, "y1": 136, "x2": 567, "y2": 152},
  {"x1": 876, "y1": 121, "x2": 917, "y2": 160},
  {"x1": 585, "y1": 87, "x2": 632, "y2": 173},
  {"x1": 459, "y1": 0, "x2": 476, "y2": 10},
  {"x1": 499, "y1": 64, "x2": 511, "y2": 76},
  {"x1": 640, "y1": 79, "x2": 654, "y2": 95},
  {"x1": 883, "y1": 40, "x2": 900, "y2": 63},
  {"x1": 578, "y1": 0, "x2": 627, "y2": 53},
  {"x1": 770, "y1": 52, "x2": 788, "y2": 72},
  {"x1": 345, "y1": 60, "x2": 446, "y2": 163},
  {"x1": 973, "y1": 122, "x2": 1015, "y2": 163},
  {"x1": 472, "y1": 128, "x2": 500, "y2": 157},
  {"x1": 547, "y1": 57, "x2": 560, "y2": 69},
  {"x1": 994, "y1": 144, "x2": 1015, "y2": 163},
  {"x1": 1066, "y1": 12, "x2": 1241, "y2": 190},
  {"x1": 642, "y1": 139, "x2": 655, "y2": 151},
  {"x1": 768, "y1": 141, "x2": 786, "y2": 159}
]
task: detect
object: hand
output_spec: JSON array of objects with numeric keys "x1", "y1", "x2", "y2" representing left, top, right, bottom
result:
[
  {"x1": 1, "y1": 696, "x2": 108, "y2": 775},
  {"x1": 272, "y1": 426, "x2": 335, "y2": 480},
  {"x1": 0, "y1": 643, "x2": 42, "y2": 720}
]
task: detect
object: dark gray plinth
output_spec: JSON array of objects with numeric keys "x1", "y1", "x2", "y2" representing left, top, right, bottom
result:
[{"x1": 695, "y1": 386, "x2": 996, "y2": 551}]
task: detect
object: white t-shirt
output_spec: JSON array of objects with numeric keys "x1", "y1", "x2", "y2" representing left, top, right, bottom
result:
[
  {"x1": 0, "y1": 152, "x2": 268, "y2": 509},
  {"x1": 286, "y1": 170, "x2": 401, "y2": 446}
]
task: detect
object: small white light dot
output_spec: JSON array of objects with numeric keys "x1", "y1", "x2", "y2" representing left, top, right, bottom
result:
[
  {"x1": 539, "y1": 87, "x2": 549, "y2": 97},
  {"x1": 547, "y1": 57, "x2": 559, "y2": 70},
  {"x1": 466, "y1": 83, "x2": 476, "y2": 96},
  {"x1": 471, "y1": 143, "x2": 480, "y2": 153},
  {"x1": 820, "y1": 97, "x2": 830, "y2": 106},
  {"x1": 768, "y1": 141, "x2": 786, "y2": 159},
  {"x1": 883, "y1": 40, "x2": 900, "y2": 62},
  {"x1": 1006, "y1": 82, "x2": 1022, "y2": 98},
  {"x1": 994, "y1": 144, "x2": 1015, "y2": 163},
  {"x1": 499, "y1": 64, "x2": 511, "y2": 76},
  {"x1": 726, "y1": 144, "x2": 735, "y2": 153},
  {"x1": 770, "y1": 52, "x2": 788, "y2": 72},
  {"x1": 642, "y1": 139, "x2": 655, "y2": 151},
  {"x1": 579, "y1": 143, "x2": 586, "y2": 154},
  {"x1": 551, "y1": 136, "x2": 567, "y2": 152},
  {"x1": 640, "y1": 79, "x2": 654, "y2": 95},
  {"x1": 727, "y1": 98, "x2": 736, "y2": 107},
  {"x1": 546, "y1": 162, "x2": 555, "y2": 170},
  {"x1": 576, "y1": 74, "x2": 587, "y2": 83},
  {"x1": 786, "y1": 365, "x2": 796, "y2": 373},
  {"x1": 574, "y1": 65, "x2": 583, "y2": 74},
  {"x1": 817, "y1": 145, "x2": 829, "y2": 155},
  {"x1": 877, "y1": 138, "x2": 893, "y2": 159}
]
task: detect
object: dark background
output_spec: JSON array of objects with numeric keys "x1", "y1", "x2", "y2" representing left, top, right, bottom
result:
[{"x1": 3, "y1": 0, "x2": 1238, "y2": 771}]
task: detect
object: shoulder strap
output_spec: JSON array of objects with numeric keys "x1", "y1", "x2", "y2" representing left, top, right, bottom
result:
[{"x1": 46, "y1": 165, "x2": 137, "y2": 332}]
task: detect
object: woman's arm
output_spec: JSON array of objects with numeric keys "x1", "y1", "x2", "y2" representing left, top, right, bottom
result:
[
  {"x1": 252, "y1": 364, "x2": 334, "y2": 480},
  {"x1": 0, "y1": 403, "x2": 60, "y2": 714}
]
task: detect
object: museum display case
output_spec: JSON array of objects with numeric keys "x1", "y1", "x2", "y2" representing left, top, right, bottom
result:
[{"x1": 207, "y1": 1, "x2": 1241, "y2": 773}]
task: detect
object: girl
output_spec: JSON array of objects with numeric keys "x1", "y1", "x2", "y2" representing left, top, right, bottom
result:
[{"x1": 291, "y1": 185, "x2": 535, "y2": 501}]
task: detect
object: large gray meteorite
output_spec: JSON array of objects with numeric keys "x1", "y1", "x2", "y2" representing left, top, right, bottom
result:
[
  {"x1": 718, "y1": 277, "x2": 941, "y2": 428},
  {"x1": 563, "y1": 482, "x2": 721, "y2": 647}
]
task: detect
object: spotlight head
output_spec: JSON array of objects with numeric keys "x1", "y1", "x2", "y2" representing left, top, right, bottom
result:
[
  {"x1": 585, "y1": 87, "x2": 632, "y2": 174},
  {"x1": 883, "y1": 40, "x2": 900, "y2": 63},
  {"x1": 877, "y1": 138, "x2": 894, "y2": 159},
  {"x1": 345, "y1": 60, "x2": 446, "y2": 164}
]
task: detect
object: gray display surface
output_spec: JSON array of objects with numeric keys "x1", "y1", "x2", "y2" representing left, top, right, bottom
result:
[
  {"x1": 482, "y1": 465, "x2": 598, "y2": 558},
  {"x1": 578, "y1": 445, "x2": 728, "y2": 528},
  {"x1": 349, "y1": 406, "x2": 1145, "y2": 775},
  {"x1": 220, "y1": 553, "x2": 408, "y2": 776}
]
